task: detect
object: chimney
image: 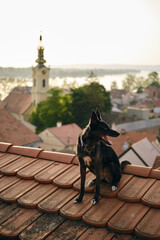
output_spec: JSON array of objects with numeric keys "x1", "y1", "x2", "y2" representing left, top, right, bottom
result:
[{"x1": 56, "y1": 122, "x2": 62, "y2": 128}]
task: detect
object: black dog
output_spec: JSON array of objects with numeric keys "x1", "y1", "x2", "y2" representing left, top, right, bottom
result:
[{"x1": 74, "y1": 109, "x2": 128, "y2": 205}]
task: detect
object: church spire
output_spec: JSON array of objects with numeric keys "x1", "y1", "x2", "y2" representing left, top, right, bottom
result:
[{"x1": 35, "y1": 34, "x2": 46, "y2": 66}]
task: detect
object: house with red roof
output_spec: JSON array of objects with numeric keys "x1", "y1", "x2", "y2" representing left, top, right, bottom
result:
[
  {"x1": 0, "y1": 108, "x2": 41, "y2": 147},
  {"x1": 39, "y1": 123, "x2": 82, "y2": 153},
  {"x1": 110, "y1": 130, "x2": 156, "y2": 157},
  {"x1": 120, "y1": 138, "x2": 160, "y2": 167},
  {"x1": 0, "y1": 86, "x2": 33, "y2": 121}
]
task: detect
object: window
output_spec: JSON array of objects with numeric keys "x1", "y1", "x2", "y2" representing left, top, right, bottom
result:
[
  {"x1": 42, "y1": 79, "x2": 45, "y2": 88},
  {"x1": 34, "y1": 79, "x2": 36, "y2": 87}
]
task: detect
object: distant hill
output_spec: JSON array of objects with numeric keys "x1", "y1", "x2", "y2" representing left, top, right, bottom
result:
[{"x1": 0, "y1": 64, "x2": 160, "y2": 78}]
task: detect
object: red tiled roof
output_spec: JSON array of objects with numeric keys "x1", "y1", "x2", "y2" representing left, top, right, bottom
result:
[
  {"x1": 0, "y1": 108, "x2": 41, "y2": 145},
  {"x1": 153, "y1": 156, "x2": 160, "y2": 169},
  {"x1": 111, "y1": 89, "x2": 129, "y2": 99},
  {"x1": 0, "y1": 142, "x2": 160, "y2": 239},
  {"x1": 0, "y1": 87, "x2": 32, "y2": 114},
  {"x1": 111, "y1": 131, "x2": 157, "y2": 156},
  {"x1": 49, "y1": 123, "x2": 82, "y2": 146}
]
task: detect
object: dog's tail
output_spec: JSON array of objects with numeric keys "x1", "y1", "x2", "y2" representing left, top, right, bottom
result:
[{"x1": 120, "y1": 160, "x2": 131, "y2": 171}]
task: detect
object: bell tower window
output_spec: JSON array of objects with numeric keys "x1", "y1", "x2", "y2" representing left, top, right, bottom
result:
[
  {"x1": 42, "y1": 79, "x2": 46, "y2": 88},
  {"x1": 34, "y1": 79, "x2": 36, "y2": 87}
]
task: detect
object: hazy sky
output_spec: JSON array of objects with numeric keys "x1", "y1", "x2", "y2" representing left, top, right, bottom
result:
[{"x1": 1, "y1": 0, "x2": 160, "y2": 67}]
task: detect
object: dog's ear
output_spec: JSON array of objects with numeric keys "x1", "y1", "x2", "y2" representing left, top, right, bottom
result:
[
  {"x1": 96, "y1": 108, "x2": 101, "y2": 120},
  {"x1": 90, "y1": 110, "x2": 99, "y2": 126}
]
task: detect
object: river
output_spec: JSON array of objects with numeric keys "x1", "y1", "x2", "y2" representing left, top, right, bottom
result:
[{"x1": 49, "y1": 70, "x2": 158, "y2": 90}]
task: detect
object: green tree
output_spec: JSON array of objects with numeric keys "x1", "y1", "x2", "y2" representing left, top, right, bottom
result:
[
  {"x1": 86, "y1": 70, "x2": 99, "y2": 83},
  {"x1": 145, "y1": 71, "x2": 160, "y2": 87},
  {"x1": 133, "y1": 76, "x2": 146, "y2": 93},
  {"x1": 30, "y1": 82, "x2": 112, "y2": 132},
  {"x1": 70, "y1": 82, "x2": 112, "y2": 127},
  {"x1": 122, "y1": 71, "x2": 160, "y2": 93},
  {"x1": 110, "y1": 80, "x2": 118, "y2": 90},
  {"x1": 122, "y1": 74, "x2": 136, "y2": 91},
  {"x1": 30, "y1": 88, "x2": 72, "y2": 133}
]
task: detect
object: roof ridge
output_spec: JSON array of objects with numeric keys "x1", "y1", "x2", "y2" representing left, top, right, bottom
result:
[{"x1": 0, "y1": 142, "x2": 160, "y2": 179}]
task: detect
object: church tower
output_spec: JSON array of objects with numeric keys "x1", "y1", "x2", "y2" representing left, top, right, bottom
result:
[{"x1": 32, "y1": 35, "x2": 50, "y2": 107}]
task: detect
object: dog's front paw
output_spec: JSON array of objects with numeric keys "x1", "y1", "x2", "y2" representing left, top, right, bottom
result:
[
  {"x1": 91, "y1": 198, "x2": 98, "y2": 205},
  {"x1": 74, "y1": 197, "x2": 82, "y2": 204},
  {"x1": 88, "y1": 179, "x2": 96, "y2": 186},
  {"x1": 111, "y1": 185, "x2": 117, "y2": 191}
]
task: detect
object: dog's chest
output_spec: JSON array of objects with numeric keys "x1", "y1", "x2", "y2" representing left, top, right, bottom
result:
[{"x1": 83, "y1": 156, "x2": 92, "y2": 167}]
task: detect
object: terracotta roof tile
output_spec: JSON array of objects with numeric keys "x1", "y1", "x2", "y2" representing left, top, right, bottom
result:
[
  {"x1": 0, "y1": 153, "x2": 5, "y2": 158},
  {"x1": 60, "y1": 193, "x2": 93, "y2": 220},
  {"x1": 0, "y1": 153, "x2": 21, "y2": 168},
  {"x1": 135, "y1": 208, "x2": 160, "y2": 239},
  {"x1": 73, "y1": 171, "x2": 95, "y2": 193},
  {"x1": 17, "y1": 159, "x2": 53, "y2": 179},
  {"x1": 0, "y1": 179, "x2": 38, "y2": 203},
  {"x1": 0, "y1": 202, "x2": 21, "y2": 224},
  {"x1": 8, "y1": 145, "x2": 42, "y2": 157},
  {"x1": 0, "y1": 108, "x2": 41, "y2": 146},
  {"x1": 142, "y1": 180, "x2": 160, "y2": 208},
  {"x1": 0, "y1": 176, "x2": 20, "y2": 192},
  {"x1": 0, "y1": 142, "x2": 160, "y2": 239},
  {"x1": 34, "y1": 162, "x2": 72, "y2": 183},
  {"x1": 153, "y1": 156, "x2": 160, "y2": 169},
  {"x1": 118, "y1": 176, "x2": 156, "y2": 202},
  {"x1": 18, "y1": 184, "x2": 57, "y2": 208},
  {"x1": 149, "y1": 168, "x2": 160, "y2": 179},
  {"x1": 53, "y1": 165, "x2": 80, "y2": 188},
  {"x1": 0, "y1": 156, "x2": 37, "y2": 176},
  {"x1": 108, "y1": 202, "x2": 149, "y2": 234},
  {"x1": 38, "y1": 150, "x2": 74, "y2": 164},
  {"x1": 38, "y1": 188, "x2": 78, "y2": 214},
  {"x1": 0, "y1": 208, "x2": 41, "y2": 239},
  {"x1": 0, "y1": 142, "x2": 12, "y2": 152},
  {"x1": 100, "y1": 174, "x2": 133, "y2": 198},
  {"x1": 19, "y1": 213, "x2": 64, "y2": 240},
  {"x1": 45, "y1": 219, "x2": 88, "y2": 240},
  {"x1": 122, "y1": 164, "x2": 152, "y2": 177},
  {"x1": 82, "y1": 198, "x2": 124, "y2": 227},
  {"x1": 78, "y1": 227, "x2": 114, "y2": 240}
]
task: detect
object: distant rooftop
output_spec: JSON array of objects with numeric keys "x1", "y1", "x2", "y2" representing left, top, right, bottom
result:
[
  {"x1": 0, "y1": 108, "x2": 40, "y2": 146},
  {"x1": 49, "y1": 123, "x2": 82, "y2": 146},
  {"x1": 0, "y1": 86, "x2": 32, "y2": 115}
]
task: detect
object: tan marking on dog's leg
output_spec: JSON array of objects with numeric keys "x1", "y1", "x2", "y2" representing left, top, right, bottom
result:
[{"x1": 83, "y1": 156, "x2": 92, "y2": 166}]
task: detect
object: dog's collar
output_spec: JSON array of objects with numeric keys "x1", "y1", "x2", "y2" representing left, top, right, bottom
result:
[{"x1": 80, "y1": 135, "x2": 96, "y2": 153}]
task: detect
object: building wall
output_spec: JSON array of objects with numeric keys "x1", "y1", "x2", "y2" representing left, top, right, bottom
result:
[
  {"x1": 23, "y1": 104, "x2": 34, "y2": 121},
  {"x1": 39, "y1": 129, "x2": 65, "y2": 151},
  {"x1": 145, "y1": 85, "x2": 160, "y2": 99},
  {"x1": 116, "y1": 118, "x2": 160, "y2": 132},
  {"x1": 127, "y1": 107, "x2": 149, "y2": 120}
]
